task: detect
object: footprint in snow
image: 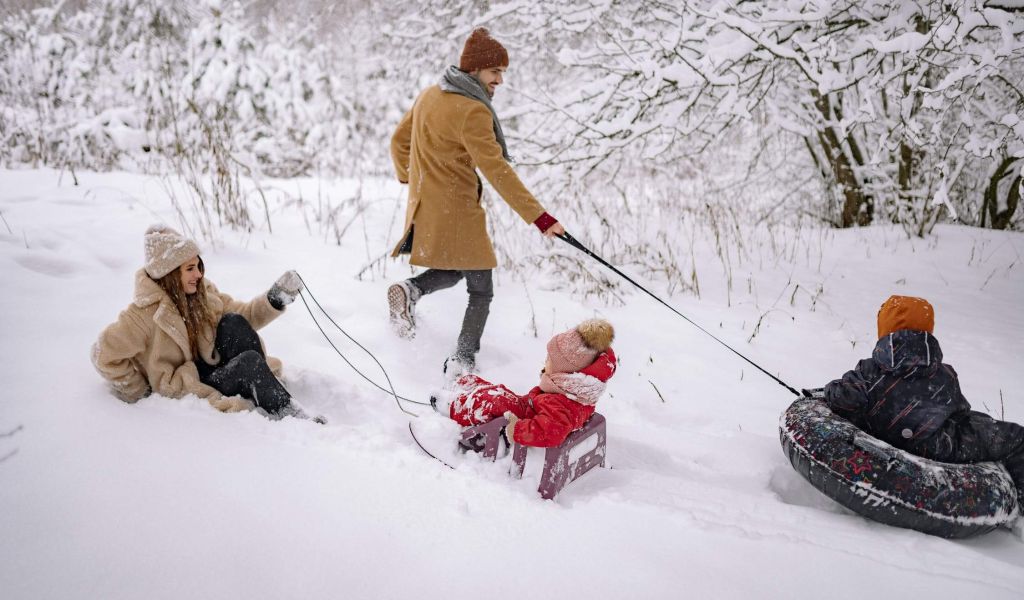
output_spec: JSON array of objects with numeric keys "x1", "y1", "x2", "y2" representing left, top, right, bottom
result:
[
  {"x1": 51, "y1": 197, "x2": 91, "y2": 206},
  {"x1": 0, "y1": 196, "x2": 36, "y2": 204},
  {"x1": 13, "y1": 253, "x2": 83, "y2": 278}
]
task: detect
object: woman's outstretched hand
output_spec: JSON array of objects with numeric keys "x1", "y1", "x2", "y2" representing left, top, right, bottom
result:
[{"x1": 268, "y1": 270, "x2": 304, "y2": 309}]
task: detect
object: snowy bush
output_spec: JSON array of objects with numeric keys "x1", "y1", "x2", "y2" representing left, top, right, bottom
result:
[{"x1": 0, "y1": 0, "x2": 399, "y2": 237}]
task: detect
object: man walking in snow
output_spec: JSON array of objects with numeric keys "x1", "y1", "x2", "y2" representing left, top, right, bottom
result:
[{"x1": 387, "y1": 27, "x2": 563, "y2": 375}]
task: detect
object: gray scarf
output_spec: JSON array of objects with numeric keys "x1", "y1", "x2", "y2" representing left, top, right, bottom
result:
[{"x1": 439, "y1": 65, "x2": 511, "y2": 162}]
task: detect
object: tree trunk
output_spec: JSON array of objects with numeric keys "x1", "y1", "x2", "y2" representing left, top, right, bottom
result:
[
  {"x1": 982, "y1": 157, "x2": 1022, "y2": 230},
  {"x1": 813, "y1": 92, "x2": 871, "y2": 227}
]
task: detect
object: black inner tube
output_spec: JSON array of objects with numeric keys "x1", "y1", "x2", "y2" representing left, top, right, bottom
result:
[{"x1": 780, "y1": 398, "x2": 1020, "y2": 539}]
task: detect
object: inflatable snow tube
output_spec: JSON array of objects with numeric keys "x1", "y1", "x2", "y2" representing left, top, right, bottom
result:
[{"x1": 780, "y1": 397, "x2": 1020, "y2": 538}]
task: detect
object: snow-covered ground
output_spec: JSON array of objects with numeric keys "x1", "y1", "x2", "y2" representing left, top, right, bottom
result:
[{"x1": 1, "y1": 168, "x2": 1022, "y2": 599}]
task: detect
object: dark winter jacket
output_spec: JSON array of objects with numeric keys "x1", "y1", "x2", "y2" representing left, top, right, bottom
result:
[
  {"x1": 823, "y1": 330, "x2": 971, "y2": 449},
  {"x1": 449, "y1": 350, "x2": 617, "y2": 447}
]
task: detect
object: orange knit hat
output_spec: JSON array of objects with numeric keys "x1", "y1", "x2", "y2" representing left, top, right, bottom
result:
[
  {"x1": 877, "y1": 295, "x2": 935, "y2": 339},
  {"x1": 459, "y1": 28, "x2": 509, "y2": 72}
]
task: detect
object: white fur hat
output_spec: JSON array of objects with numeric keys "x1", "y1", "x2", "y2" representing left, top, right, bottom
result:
[{"x1": 143, "y1": 224, "x2": 200, "y2": 279}]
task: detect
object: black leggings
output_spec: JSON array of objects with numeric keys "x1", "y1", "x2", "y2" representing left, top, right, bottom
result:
[{"x1": 195, "y1": 313, "x2": 291, "y2": 413}]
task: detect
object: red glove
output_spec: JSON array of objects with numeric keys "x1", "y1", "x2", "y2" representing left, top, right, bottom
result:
[{"x1": 533, "y1": 212, "x2": 558, "y2": 233}]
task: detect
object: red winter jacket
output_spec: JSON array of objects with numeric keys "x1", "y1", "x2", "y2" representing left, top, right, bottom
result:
[{"x1": 450, "y1": 349, "x2": 617, "y2": 447}]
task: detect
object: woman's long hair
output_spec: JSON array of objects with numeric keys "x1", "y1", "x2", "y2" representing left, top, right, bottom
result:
[{"x1": 156, "y1": 257, "x2": 216, "y2": 359}]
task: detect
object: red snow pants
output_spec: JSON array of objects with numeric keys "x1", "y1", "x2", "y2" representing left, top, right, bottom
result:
[{"x1": 448, "y1": 374, "x2": 532, "y2": 426}]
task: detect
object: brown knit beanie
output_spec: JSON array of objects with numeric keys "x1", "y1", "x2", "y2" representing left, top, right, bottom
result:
[
  {"x1": 546, "y1": 319, "x2": 615, "y2": 374},
  {"x1": 143, "y1": 224, "x2": 201, "y2": 279},
  {"x1": 459, "y1": 28, "x2": 509, "y2": 72},
  {"x1": 877, "y1": 295, "x2": 935, "y2": 339}
]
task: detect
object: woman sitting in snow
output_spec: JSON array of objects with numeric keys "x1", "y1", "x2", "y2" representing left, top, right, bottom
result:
[
  {"x1": 821, "y1": 295, "x2": 1024, "y2": 499},
  {"x1": 92, "y1": 225, "x2": 307, "y2": 418},
  {"x1": 447, "y1": 319, "x2": 616, "y2": 448}
]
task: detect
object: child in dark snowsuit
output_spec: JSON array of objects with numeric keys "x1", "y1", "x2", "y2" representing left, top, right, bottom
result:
[
  {"x1": 823, "y1": 295, "x2": 1024, "y2": 499},
  {"x1": 448, "y1": 319, "x2": 616, "y2": 447}
]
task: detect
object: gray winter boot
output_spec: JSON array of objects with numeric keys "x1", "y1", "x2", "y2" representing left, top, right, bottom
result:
[{"x1": 387, "y1": 280, "x2": 419, "y2": 339}]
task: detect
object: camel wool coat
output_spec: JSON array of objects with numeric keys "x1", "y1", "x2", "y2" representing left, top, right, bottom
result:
[
  {"x1": 390, "y1": 85, "x2": 547, "y2": 270},
  {"x1": 92, "y1": 269, "x2": 283, "y2": 405}
]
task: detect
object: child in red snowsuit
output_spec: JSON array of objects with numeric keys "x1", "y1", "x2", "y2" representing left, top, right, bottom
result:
[{"x1": 448, "y1": 319, "x2": 616, "y2": 447}]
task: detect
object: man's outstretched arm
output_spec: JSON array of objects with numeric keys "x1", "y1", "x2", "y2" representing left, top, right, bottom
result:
[{"x1": 461, "y1": 104, "x2": 560, "y2": 234}]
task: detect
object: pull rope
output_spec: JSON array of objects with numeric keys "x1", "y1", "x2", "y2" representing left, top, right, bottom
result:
[
  {"x1": 557, "y1": 232, "x2": 804, "y2": 397},
  {"x1": 407, "y1": 423, "x2": 455, "y2": 469},
  {"x1": 294, "y1": 273, "x2": 428, "y2": 416},
  {"x1": 294, "y1": 274, "x2": 463, "y2": 469}
]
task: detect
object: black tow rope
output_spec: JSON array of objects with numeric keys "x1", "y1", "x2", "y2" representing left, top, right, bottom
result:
[
  {"x1": 296, "y1": 274, "x2": 460, "y2": 468},
  {"x1": 557, "y1": 232, "x2": 805, "y2": 397},
  {"x1": 294, "y1": 273, "x2": 428, "y2": 416}
]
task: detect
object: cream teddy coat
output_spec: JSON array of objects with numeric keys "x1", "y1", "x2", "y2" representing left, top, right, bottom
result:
[{"x1": 92, "y1": 269, "x2": 283, "y2": 406}]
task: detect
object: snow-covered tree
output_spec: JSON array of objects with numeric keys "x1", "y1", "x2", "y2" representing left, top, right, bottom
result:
[
  {"x1": 385, "y1": 1, "x2": 1022, "y2": 233},
  {"x1": 2, "y1": 0, "x2": 1020, "y2": 241},
  {"x1": 500, "y1": 0, "x2": 1024, "y2": 234}
]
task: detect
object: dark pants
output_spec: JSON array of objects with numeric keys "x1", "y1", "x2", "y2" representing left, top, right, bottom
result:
[
  {"x1": 409, "y1": 269, "x2": 493, "y2": 360},
  {"x1": 907, "y1": 410, "x2": 1024, "y2": 495},
  {"x1": 195, "y1": 313, "x2": 291, "y2": 413}
]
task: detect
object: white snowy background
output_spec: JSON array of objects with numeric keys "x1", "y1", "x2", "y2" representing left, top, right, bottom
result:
[
  {"x1": 2, "y1": 0, "x2": 1024, "y2": 598},
  {"x1": 0, "y1": 168, "x2": 1021, "y2": 599}
]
